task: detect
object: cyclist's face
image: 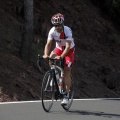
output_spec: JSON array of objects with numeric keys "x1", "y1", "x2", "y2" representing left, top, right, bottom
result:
[{"x1": 54, "y1": 24, "x2": 63, "y2": 33}]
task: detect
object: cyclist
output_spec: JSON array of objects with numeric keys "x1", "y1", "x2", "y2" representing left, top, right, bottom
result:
[{"x1": 43, "y1": 13, "x2": 75, "y2": 105}]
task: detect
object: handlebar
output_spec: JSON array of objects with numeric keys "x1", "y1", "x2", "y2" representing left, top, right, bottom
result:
[{"x1": 37, "y1": 54, "x2": 64, "y2": 71}]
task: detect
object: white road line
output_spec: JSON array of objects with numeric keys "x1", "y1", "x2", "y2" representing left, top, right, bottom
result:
[{"x1": 0, "y1": 98, "x2": 120, "y2": 105}]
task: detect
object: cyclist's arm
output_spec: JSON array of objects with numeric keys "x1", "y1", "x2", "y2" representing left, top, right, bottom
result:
[
  {"x1": 44, "y1": 39, "x2": 52, "y2": 57},
  {"x1": 60, "y1": 40, "x2": 71, "y2": 58}
]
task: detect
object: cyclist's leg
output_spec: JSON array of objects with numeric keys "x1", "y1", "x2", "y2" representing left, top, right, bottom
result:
[
  {"x1": 50, "y1": 48, "x2": 62, "y2": 58},
  {"x1": 49, "y1": 48, "x2": 62, "y2": 66},
  {"x1": 49, "y1": 49, "x2": 58, "y2": 66},
  {"x1": 64, "y1": 66, "x2": 72, "y2": 93},
  {"x1": 61, "y1": 67, "x2": 71, "y2": 105},
  {"x1": 64, "y1": 48, "x2": 74, "y2": 93},
  {"x1": 61, "y1": 48, "x2": 74, "y2": 105},
  {"x1": 61, "y1": 66, "x2": 73, "y2": 106},
  {"x1": 49, "y1": 51, "x2": 57, "y2": 58}
]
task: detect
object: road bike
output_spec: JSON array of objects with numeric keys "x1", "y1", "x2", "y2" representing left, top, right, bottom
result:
[{"x1": 37, "y1": 54, "x2": 74, "y2": 112}]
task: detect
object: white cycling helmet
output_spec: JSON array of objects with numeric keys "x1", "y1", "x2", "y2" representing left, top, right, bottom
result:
[{"x1": 51, "y1": 13, "x2": 64, "y2": 25}]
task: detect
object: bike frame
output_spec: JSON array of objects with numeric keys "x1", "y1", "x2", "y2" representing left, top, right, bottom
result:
[{"x1": 49, "y1": 58, "x2": 64, "y2": 100}]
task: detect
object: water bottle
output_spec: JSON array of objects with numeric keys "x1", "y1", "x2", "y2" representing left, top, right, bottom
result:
[{"x1": 58, "y1": 76, "x2": 63, "y2": 93}]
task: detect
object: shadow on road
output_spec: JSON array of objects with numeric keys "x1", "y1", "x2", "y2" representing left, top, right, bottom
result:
[{"x1": 66, "y1": 109, "x2": 120, "y2": 119}]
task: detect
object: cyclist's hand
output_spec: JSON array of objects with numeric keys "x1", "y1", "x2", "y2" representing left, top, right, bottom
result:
[{"x1": 43, "y1": 55, "x2": 49, "y2": 59}]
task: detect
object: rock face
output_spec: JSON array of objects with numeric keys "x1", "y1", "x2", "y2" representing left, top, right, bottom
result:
[{"x1": 0, "y1": 0, "x2": 120, "y2": 101}]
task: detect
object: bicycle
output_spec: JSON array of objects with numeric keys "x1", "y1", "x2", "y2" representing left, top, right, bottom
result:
[{"x1": 37, "y1": 54, "x2": 74, "y2": 112}]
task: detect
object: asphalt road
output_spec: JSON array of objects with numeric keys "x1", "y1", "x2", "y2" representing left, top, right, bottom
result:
[{"x1": 0, "y1": 99, "x2": 120, "y2": 120}]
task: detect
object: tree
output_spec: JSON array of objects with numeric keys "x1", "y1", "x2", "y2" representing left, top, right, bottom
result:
[{"x1": 20, "y1": 0, "x2": 33, "y2": 62}]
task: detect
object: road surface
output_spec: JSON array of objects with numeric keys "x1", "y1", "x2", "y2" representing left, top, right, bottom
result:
[{"x1": 0, "y1": 99, "x2": 120, "y2": 120}]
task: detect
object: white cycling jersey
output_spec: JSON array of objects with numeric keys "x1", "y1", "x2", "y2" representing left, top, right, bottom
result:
[{"x1": 48, "y1": 26, "x2": 75, "y2": 50}]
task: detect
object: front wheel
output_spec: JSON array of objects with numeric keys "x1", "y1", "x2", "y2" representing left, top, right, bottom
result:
[
  {"x1": 41, "y1": 71, "x2": 54, "y2": 112},
  {"x1": 62, "y1": 75, "x2": 74, "y2": 111}
]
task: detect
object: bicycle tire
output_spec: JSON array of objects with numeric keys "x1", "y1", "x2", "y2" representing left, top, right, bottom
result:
[
  {"x1": 62, "y1": 75, "x2": 74, "y2": 111},
  {"x1": 41, "y1": 71, "x2": 54, "y2": 112}
]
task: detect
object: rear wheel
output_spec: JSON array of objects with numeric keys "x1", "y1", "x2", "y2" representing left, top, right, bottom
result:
[
  {"x1": 41, "y1": 71, "x2": 54, "y2": 112},
  {"x1": 62, "y1": 75, "x2": 74, "y2": 111}
]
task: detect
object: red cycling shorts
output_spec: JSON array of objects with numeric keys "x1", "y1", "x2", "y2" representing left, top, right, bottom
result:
[{"x1": 53, "y1": 47, "x2": 75, "y2": 67}]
